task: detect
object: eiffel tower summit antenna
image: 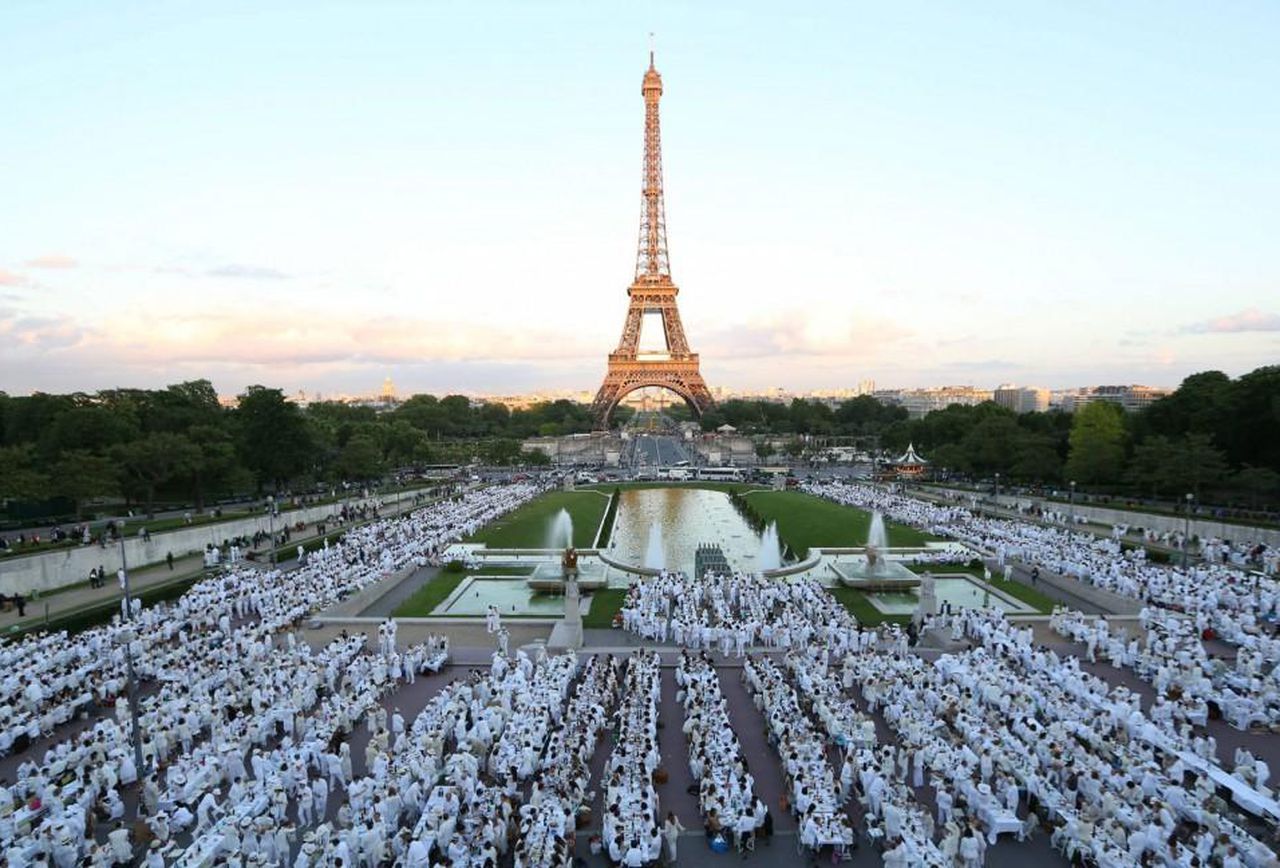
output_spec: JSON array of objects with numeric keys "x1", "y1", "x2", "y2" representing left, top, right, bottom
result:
[{"x1": 590, "y1": 48, "x2": 715, "y2": 429}]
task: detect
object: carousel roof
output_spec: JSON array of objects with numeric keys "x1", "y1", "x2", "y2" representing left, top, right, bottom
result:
[{"x1": 895, "y1": 442, "x2": 928, "y2": 465}]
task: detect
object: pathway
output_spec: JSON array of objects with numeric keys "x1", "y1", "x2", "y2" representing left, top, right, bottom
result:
[{"x1": 0, "y1": 496, "x2": 427, "y2": 634}]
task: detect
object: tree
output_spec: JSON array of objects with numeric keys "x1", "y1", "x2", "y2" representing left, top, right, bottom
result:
[
  {"x1": 1, "y1": 392, "x2": 77, "y2": 446},
  {"x1": 112, "y1": 432, "x2": 201, "y2": 517},
  {"x1": 338, "y1": 432, "x2": 384, "y2": 480},
  {"x1": 234, "y1": 386, "x2": 315, "y2": 490},
  {"x1": 42, "y1": 402, "x2": 139, "y2": 457},
  {"x1": 520, "y1": 449, "x2": 552, "y2": 467},
  {"x1": 481, "y1": 438, "x2": 523, "y2": 466},
  {"x1": 929, "y1": 442, "x2": 972, "y2": 476},
  {"x1": 394, "y1": 394, "x2": 445, "y2": 434},
  {"x1": 755, "y1": 441, "x2": 776, "y2": 461},
  {"x1": 185, "y1": 424, "x2": 240, "y2": 512},
  {"x1": 0, "y1": 444, "x2": 49, "y2": 501},
  {"x1": 380, "y1": 420, "x2": 432, "y2": 467},
  {"x1": 1064, "y1": 402, "x2": 1127, "y2": 485},
  {"x1": 50, "y1": 450, "x2": 119, "y2": 518},
  {"x1": 959, "y1": 414, "x2": 1022, "y2": 476},
  {"x1": 1138, "y1": 370, "x2": 1233, "y2": 444},
  {"x1": 1009, "y1": 433, "x2": 1062, "y2": 482},
  {"x1": 1232, "y1": 465, "x2": 1280, "y2": 509},
  {"x1": 1126, "y1": 435, "x2": 1179, "y2": 498},
  {"x1": 142, "y1": 380, "x2": 222, "y2": 434},
  {"x1": 478, "y1": 402, "x2": 511, "y2": 434},
  {"x1": 1171, "y1": 432, "x2": 1227, "y2": 499},
  {"x1": 1223, "y1": 366, "x2": 1280, "y2": 471}
]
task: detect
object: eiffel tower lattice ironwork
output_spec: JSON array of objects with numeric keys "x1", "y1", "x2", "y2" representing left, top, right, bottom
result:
[{"x1": 590, "y1": 51, "x2": 715, "y2": 428}]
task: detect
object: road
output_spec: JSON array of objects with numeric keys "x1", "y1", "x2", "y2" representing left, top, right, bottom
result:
[{"x1": 630, "y1": 434, "x2": 696, "y2": 468}]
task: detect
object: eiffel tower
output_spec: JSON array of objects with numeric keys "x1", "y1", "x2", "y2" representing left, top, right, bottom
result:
[{"x1": 590, "y1": 50, "x2": 715, "y2": 428}]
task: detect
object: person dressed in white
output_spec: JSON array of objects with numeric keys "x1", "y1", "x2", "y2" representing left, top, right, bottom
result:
[
  {"x1": 107, "y1": 823, "x2": 132, "y2": 866},
  {"x1": 958, "y1": 826, "x2": 981, "y2": 868}
]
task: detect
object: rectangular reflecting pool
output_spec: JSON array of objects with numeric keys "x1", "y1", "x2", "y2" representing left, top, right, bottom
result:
[
  {"x1": 868, "y1": 576, "x2": 1034, "y2": 614},
  {"x1": 436, "y1": 577, "x2": 570, "y2": 616}
]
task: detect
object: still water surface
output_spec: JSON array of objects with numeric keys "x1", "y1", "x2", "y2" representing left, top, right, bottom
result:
[{"x1": 608, "y1": 487, "x2": 765, "y2": 575}]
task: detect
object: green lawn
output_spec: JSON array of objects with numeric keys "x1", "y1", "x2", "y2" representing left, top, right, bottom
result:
[
  {"x1": 467, "y1": 490, "x2": 609, "y2": 549},
  {"x1": 827, "y1": 586, "x2": 911, "y2": 627},
  {"x1": 741, "y1": 490, "x2": 934, "y2": 556},
  {"x1": 391, "y1": 565, "x2": 536, "y2": 617},
  {"x1": 988, "y1": 577, "x2": 1057, "y2": 613},
  {"x1": 392, "y1": 571, "x2": 466, "y2": 617},
  {"x1": 583, "y1": 588, "x2": 628, "y2": 628}
]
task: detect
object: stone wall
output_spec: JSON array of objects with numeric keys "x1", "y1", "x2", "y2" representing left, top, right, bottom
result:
[
  {"x1": 925, "y1": 486, "x2": 1280, "y2": 548},
  {"x1": 0, "y1": 498, "x2": 380, "y2": 595}
]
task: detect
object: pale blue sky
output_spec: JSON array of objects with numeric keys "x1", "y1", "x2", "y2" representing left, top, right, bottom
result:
[{"x1": 1, "y1": 1, "x2": 1277, "y2": 396}]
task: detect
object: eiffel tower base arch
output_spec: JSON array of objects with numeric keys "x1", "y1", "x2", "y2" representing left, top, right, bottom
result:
[{"x1": 590, "y1": 365, "x2": 714, "y2": 429}]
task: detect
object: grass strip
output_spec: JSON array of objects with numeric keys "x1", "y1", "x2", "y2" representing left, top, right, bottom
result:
[
  {"x1": 583, "y1": 588, "x2": 628, "y2": 629},
  {"x1": 826, "y1": 586, "x2": 911, "y2": 627},
  {"x1": 595, "y1": 488, "x2": 622, "y2": 548},
  {"x1": 392, "y1": 570, "x2": 467, "y2": 617},
  {"x1": 987, "y1": 578, "x2": 1057, "y2": 613},
  {"x1": 740, "y1": 490, "x2": 935, "y2": 557},
  {"x1": 467, "y1": 490, "x2": 608, "y2": 549}
]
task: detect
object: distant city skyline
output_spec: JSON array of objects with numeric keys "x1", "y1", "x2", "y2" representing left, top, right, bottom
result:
[{"x1": 2, "y1": 2, "x2": 1277, "y2": 397}]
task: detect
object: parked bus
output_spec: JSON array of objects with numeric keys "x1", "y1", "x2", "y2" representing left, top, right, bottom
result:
[{"x1": 697, "y1": 467, "x2": 744, "y2": 482}]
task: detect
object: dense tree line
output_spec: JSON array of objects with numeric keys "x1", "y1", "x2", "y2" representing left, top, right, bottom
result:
[
  {"x1": 0, "y1": 382, "x2": 583, "y2": 519},
  {"x1": 875, "y1": 366, "x2": 1279, "y2": 509},
  {"x1": 689, "y1": 368, "x2": 1279, "y2": 508},
  {"x1": 696, "y1": 395, "x2": 910, "y2": 436},
  {"x1": 2, "y1": 366, "x2": 1274, "y2": 518}
]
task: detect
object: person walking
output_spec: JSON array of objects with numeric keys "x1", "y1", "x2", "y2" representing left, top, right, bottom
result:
[
  {"x1": 662, "y1": 812, "x2": 686, "y2": 863},
  {"x1": 166, "y1": 552, "x2": 174, "y2": 571},
  {"x1": 14, "y1": 593, "x2": 25, "y2": 617},
  {"x1": 1031, "y1": 566, "x2": 1040, "y2": 585}
]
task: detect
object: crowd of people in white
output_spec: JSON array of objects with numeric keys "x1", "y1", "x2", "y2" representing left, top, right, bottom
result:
[
  {"x1": 674, "y1": 652, "x2": 764, "y2": 853},
  {"x1": 7, "y1": 470, "x2": 1280, "y2": 867},
  {"x1": 0, "y1": 483, "x2": 538, "y2": 867},
  {"x1": 809, "y1": 480, "x2": 1280, "y2": 727}
]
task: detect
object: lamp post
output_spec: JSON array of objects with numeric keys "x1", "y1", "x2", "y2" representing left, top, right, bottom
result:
[
  {"x1": 116, "y1": 526, "x2": 147, "y2": 779},
  {"x1": 266, "y1": 495, "x2": 276, "y2": 567},
  {"x1": 994, "y1": 473, "x2": 1001, "y2": 516},
  {"x1": 1069, "y1": 480, "x2": 1077, "y2": 526},
  {"x1": 1183, "y1": 492, "x2": 1194, "y2": 569}
]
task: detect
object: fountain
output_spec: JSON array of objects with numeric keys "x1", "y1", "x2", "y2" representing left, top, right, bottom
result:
[
  {"x1": 546, "y1": 509, "x2": 574, "y2": 550},
  {"x1": 865, "y1": 511, "x2": 888, "y2": 573},
  {"x1": 833, "y1": 509, "x2": 919, "y2": 589},
  {"x1": 528, "y1": 508, "x2": 604, "y2": 591},
  {"x1": 757, "y1": 521, "x2": 782, "y2": 572},
  {"x1": 644, "y1": 521, "x2": 665, "y2": 570}
]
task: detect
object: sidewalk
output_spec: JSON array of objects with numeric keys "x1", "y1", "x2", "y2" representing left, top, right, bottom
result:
[
  {"x1": 0, "y1": 551, "x2": 209, "y2": 632},
  {"x1": 911, "y1": 486, "x2": 1203, "y2": 563},
  {"x1": 0, "y1": 494, "x2": 431, "y2": 634}
]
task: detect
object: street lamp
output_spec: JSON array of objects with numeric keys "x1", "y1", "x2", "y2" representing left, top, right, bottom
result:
[
  {"x1": 115, "y1": 527, "x2": 147, "y2": 779},
  {"x1": 1183, "y1": 492, "x2": 1194, "y2": 569},
  {"x1": 266, "y1": 495, "x2": 276, "y2": 567},
  {"x1": 994, "y1": 473, "x2": 1001, "y2": 515},
  {"x1": 1069, "y1": 481, "x2": 1077, "y2": 525}
]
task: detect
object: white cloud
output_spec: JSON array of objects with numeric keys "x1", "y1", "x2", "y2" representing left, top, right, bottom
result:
[{"x1": 1184, "y1": 308, "x2": 1280, "y2": 334}]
